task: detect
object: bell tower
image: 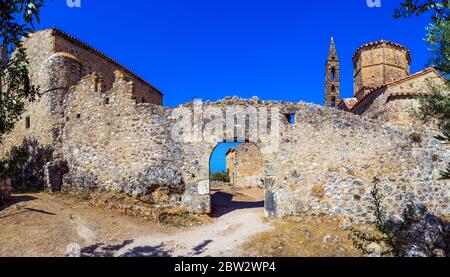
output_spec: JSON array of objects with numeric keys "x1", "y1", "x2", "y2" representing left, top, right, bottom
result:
[{"x1": 325, "y1": 37, "x2": 341, "y2": 108}]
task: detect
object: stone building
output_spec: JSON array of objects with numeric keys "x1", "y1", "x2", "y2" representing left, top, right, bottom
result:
[
  {"x1": 225, "y1": 143, "x2": 264, "y2": 188},
  {"x1": 332, "y1": 40, "x2": 447, "y2": 128},
  {"x1": 0, "y1": 28, "x2": 163, "y2": 159},
  {"x1": 324, "y1": 38, "x2": 341, "y2": 108},
  {"x1": 0, "y1": 29, "x2": 448, "y2": 223}
]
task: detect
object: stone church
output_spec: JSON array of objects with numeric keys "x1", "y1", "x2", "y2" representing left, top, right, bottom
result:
[{"x1": 324, "y1": 38, "x2": 446, "y2": 128}]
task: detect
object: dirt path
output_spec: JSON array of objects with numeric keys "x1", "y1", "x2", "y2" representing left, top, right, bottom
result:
[
  {"x1": 115, "y1": 189, "x2": 270, "y2": 257},
  {"x1": 0, "y1": 188, "x2": 270, "y2": 257}
]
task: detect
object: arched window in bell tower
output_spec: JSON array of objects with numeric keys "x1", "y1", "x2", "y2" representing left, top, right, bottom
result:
[
  {"x1": 331, "y1": 68, "x2": 336, "y2": 81},
  {"x1": 331, "y1": 97, "x2": 336, "y2": 108}
]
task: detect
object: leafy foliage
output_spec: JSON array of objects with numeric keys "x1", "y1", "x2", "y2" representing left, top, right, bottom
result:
[
  {"x1": 210, "y1": 170, "x2": 230, "y2": 183},
  {"x1": 426, "y1": 20, "x2": 450, "y2": 75},
  {"x1": 439, "y1": 163, "x2": 450, "y2": 179},
  {"x1": 394, "y1": 0, "x2": 450, "y2": 20},
  {"x1": 417, "y1": 76, "x2": 450, "y2": 181},
  {"x1": 0, "y1": 47, "x2": 39, "y2": 138},
  {"x1": 396, "y1": 1, "x2": 450, "y2": 179},
  {"x1": 0, "y1": 138, "x2": 53, "y2": 192},
  {"x1": 418, "y1": 82, "x2": 450, "y2": 139},
  {"x1": 395, "y1": 1, "x2": 450, "y2": 74},
  {"x1": 0, "y1": 0, "x2": 45, "y2": 141},
  {"x1": 0, "y1": 142, "x2": 29, "y2": 180},
  {"x1": 0, "y1": 0, "x2": 45, "y2": 47}
]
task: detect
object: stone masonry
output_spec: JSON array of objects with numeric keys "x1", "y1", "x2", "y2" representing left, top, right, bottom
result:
[
  {"x1": 324, "y1": 38, "x2": 341, "y2": 108},
  {"x1": 0, "y1": 29, "x2": 449, "y2": 224},
  {"x1": 0, "y1": 178, "x2": 12, "y2": 203},
  {"x1": 226, "y1": 143, "x2": 264, "y2": 188},
  {"x1": 352, "y1": 40, "x2": 411, "y2": 100},
  {"x1": 1, "y1": 28, "x2": 162, "y2": 159},
  {"x1": 337, "y1": 40, "x2": 447, "y2": 130}
]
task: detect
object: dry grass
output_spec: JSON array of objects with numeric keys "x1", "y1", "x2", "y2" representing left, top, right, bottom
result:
[
  {"x1": 242, "y1": 216, "x2": 365, "y2": 257},
  {"x1": 210, "y1": 183, "x2": 233, "y2": 191},
  {"x1": 0, "y1": 192, "x2": 210, "y2": 257},
  {"x1": 86, "y1": 191, "x2": 211, "y2": 227}
]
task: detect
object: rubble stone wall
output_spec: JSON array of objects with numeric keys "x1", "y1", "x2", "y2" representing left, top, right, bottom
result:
[
  {"x1": 267, "y1": 106, "x2": 449, "y2": 222},
  {"x1": 0, "y1": 179, "x2": 12, "y2": 202},
  {"x1": 1, "y1": 29, "x2": 163, "y2": 158},
  {"x1": 59, "y1": 73, "x2": 449, "y2": 222},
  {"x1": 226, "y1": 143, "x2": 264, "y2": 188},
  {"x1": 1, "y1": 31, "x2": 448, "y2": 223},
  {"x1": 3, "y1": 68, "x2": 449, "y2": 221}
]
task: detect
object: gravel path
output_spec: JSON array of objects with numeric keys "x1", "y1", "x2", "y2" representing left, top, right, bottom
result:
[
  {"x1": 113, "y1": 189, "x2": 271, "y2": 257},
  {"x1": 0, "y1": 189, "x2": 270, "y2": 257}
]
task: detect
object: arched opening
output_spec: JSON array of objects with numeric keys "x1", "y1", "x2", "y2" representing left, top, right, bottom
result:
[
  {"x1": 331, "y1": 68, "x2": 336, "y2": 81},
  {"x1": 331, "y1": 97, "x2": 336, "y2": 108},
  {"x1": 209, "y1": 141, "x2": 264, "y2": 217},
  {"x1": 331, "y1": 85, "x2": 335, "y2": 92}
]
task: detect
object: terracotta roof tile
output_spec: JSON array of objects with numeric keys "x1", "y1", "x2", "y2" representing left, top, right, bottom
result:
[
  {"x1": 349, "y1": 67, "x2": 444, "y2": 112},
  {"x1": 341, "y1": 98, "x2": 358, "y2": 110},
  {"x1": 352, "y1": 40, "x2": 411, "y2": 61}
]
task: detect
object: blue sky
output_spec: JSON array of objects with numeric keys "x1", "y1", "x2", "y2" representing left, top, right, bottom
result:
[
  {"x1": 37, "y1": 0, "x2": 432, "y2": 107},
  {"x1": 210, "y1": 142, "x2": 241, "y2": 174},
  {"x1": 35, "y1": 0, "x2": 434, "y2": 172}
]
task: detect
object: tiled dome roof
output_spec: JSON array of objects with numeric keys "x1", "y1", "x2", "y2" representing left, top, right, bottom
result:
[{"x1": 352, "y1": 40, "x2": 411, "y2": 61}]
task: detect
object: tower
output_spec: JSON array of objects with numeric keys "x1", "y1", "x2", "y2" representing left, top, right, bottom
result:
[
  {"x1": 325, "y1": 37, "x2": 341, "y2": 108},
  {"x1": 352, "y1": 40, "x2": 411, "y2": 100}
]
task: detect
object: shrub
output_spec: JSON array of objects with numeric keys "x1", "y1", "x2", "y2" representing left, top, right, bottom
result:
[
  {"x1": 348, "y1": 177, "x2": 449, "y2": 257},
  {"x1": 0, "y1": 139, "x2": 53, "y2": 192},
  {"x1": 210, "y1": 170, "x2": 230, "y2": 183}
]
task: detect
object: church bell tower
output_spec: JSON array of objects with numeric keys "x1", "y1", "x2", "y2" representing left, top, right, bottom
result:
[{"x1": 325, "y1": 37, "x2": 341, "y2": 108}]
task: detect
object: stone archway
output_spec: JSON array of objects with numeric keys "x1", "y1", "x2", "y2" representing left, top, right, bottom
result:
[{"x1": 207, "y1": 139, "x2": 266, "y2": 217}]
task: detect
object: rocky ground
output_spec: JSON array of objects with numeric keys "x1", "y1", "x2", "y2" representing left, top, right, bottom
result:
[
  {"x1": 0, "y1": 193, "x2": 179, "y2": 257},
  {"x1": 0, "y1": 188, "x2": 365, "y2": 257},
  {"x1": 242, "y1": 216, "x2": 362, "y2": 257}
]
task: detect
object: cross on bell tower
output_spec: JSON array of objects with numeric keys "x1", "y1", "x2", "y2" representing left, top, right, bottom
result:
[{"x1": 325, "y1": 37, "x2": 341, "y2": 108}]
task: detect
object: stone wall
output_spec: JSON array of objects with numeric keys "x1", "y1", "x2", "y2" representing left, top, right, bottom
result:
[
  {"x1": 61, "y1": 71, "x2": 182, "y2": 206},
  {"x1": 225, "y1": 148, "x2": 235, "y2": 183},
  {"x1": 3, "y1": 64, "x2": 448, "y2": 221},
  {"x1": 266, "y1": 105, "x2": 448, "y2": 222},
  {"x1": 57, "y1": 72, "x2": 449, "y2": 222},
  {"x1": 1, "y1": 28, "x2": 164, "y2": 185},
  {"x1": 1, "y1": 31, "x2": 448, "y2": 224},
  {"x1": 1, "y1": 30, "x2": 61, "y2": 158},
  {"x1": 226, "y1": 143, "x2": 264, "y2": 188},
  {"x1": 0, "y1": 178, "x2": 12, "y2": 202},
  {"x1": 52, "y1": 30, "x2": 163, "y2": 105}
]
